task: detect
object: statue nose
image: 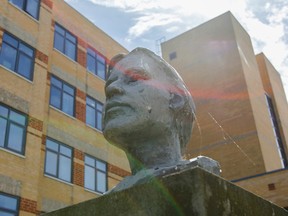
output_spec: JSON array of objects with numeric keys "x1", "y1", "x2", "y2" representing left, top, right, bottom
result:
[{"x1": 105, "y1": 82, "x2": 124, "y2": 99}]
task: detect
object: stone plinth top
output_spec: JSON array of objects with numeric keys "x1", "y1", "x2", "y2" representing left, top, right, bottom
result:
[{"x1": 43, "y1": 167, "x2": 288, "y2": 216}]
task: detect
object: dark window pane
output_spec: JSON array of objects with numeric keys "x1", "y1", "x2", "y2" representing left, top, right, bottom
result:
[
  {"x1": 65, "y1": 40, "x2": 76, "y2": 60},
  {"x1": 62, "y1": 93, "x2": 74, "y2": 116},
  {"x1": 85, "y1": 156, "x2": 95, "y2": 166},
  {"x1": 96, "y1": 161, "x2": 106, "y2": 171},
  {"x1": 9, "y1": 111, "x2": 26, "y2": 125},
  {"x1": 86, "y1": 97, "x2": 95, "y2": 108},
  {"x1": 60, "y1": 145, "x2": 72, "y2": 157},
  {"x1": 17, "y1": 53, "x2": 33, "y2": 80},
  {"x1": 26, "y1": 0, "x2": 39, "y2": 19},
  {"x1": 97, "y1": 171, "x2": 106, "y2": 193},
  {"x1": 50, "y1": 87, "x2": 62, "y2": 109},
  {"x1": 97, "y1": 55, "x2": 105, "y2": 64},
  {"x1": 0, "y1": 118, "x2": 7, "y2": 147},
  {"x1": 85, "y1": 166, "x2": 95, "y2": 190},
  {"x1": 63, "y1": 84, "x2": 74, "y2": 95},
  {"x1": 96, "y1": 103, "x2": 103, "y2": 111},
  {"x1": 59, "y1": 156, "x2": 71, "y2": 182},
  {"x1": 0, "y1": 106, "x2": 9, "y2": 118},
  {"x1": 7, "y1": 124, "x2": 24, "y2": 152},
  {"x1": 66, "y1": 32, "x2": 76, "y2": 44},
  {"x1": 87, "y1": 48, "x2": 95, "y2": 57},
  {"x1": 97, "y1": 112, "x2": 102, "y2": 130},
  {"x1": 45, "y1": 151, "x2": 57, "y2": 176},
  {"x1": 10, "y1": 0, "x2": 24, "y2": 8},
  {"x1": 3, "y1": 34, "x2": 18, "y2": 48},
  {"x1": 51, "y1": 76, "x2": 62, "y2": 88},
  {"x1": 55, "y1": 25, "x2": 65, "y2": 35},
  {"x1": 54, "y1": 33, "x2": 64, "y2": 52},
  {"x1": 0, "y1": 211, "x2": 15, "y2": 216},
  {"x1": 19, "y1": 43, "x2": 33, "y2": 57},
  {"x1": 0, "y1": 194, "x2": 18, "y2": 210},
  {"x1": 97, "y1": 63, "x2": 105, "y2": 79},
  {"x1": 46, "y1": 139, "x2": 58, "y2": 151},
  {"x1": 86, "y1": 106, "x2": 95, "y2": 127},
  {"x1": 0, "y1": 44, "x2": 17, "y2": 71},
  {"x1": 87, "y1": 55, "x2": 96, "y2": 73}
]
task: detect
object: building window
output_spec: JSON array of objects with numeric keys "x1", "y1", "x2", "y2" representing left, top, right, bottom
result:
[
  {"x1": 50, "y1": 76, "x2": 75, "y2": 116},
  {"x1": 0, "y1": 104, "x2": 27, "y2": 155},
  {"x1": 9, "y1": 0, "x2": 40, "y2": 20},
  {"x1": 86, "y1": 96, "x2": 103, "y2": 131},
  {"x1": 54, "y1": 23, "x2": 77, "y2": 61},
  {"x1": 169, "y1": 51, "x2": 177, "y2": 61},
  {"x1": 87, "y1": 48, "x2": 106, "y2": 80},
  {"x1": 0, "y1": 192, "x2": 20, "y2": 216},
  {"x1": 0, "y1": 32, "x2": 35, "y2": 81},
  {"x1": 44, "y1": 138, "x2": 73, "y2": 183},
  {"x1": 265, "y1": 94, "x2": 287, "y2": 167},
  {"x1": 84, "y1": 155, "x2": 107, "y2": 193}
]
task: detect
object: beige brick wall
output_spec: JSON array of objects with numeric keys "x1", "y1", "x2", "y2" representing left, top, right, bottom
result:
[
  {"x1": 236, "y1": 169, "x2": 288, "y2": 208},
  {"x1": 162, "y1": 12, "x2": 268, "y2": 179},
  {"x1": 0, "y1": 0, "x2": 130, "y2": 214}
]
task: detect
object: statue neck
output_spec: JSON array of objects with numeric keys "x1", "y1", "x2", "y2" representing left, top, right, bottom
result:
[{"x1": 125, "y1": 137, "x2": 182, "y2": 175}]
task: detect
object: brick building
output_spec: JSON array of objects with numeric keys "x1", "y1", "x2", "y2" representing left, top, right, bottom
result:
[
  {"x1": 0, "y1": 0, "x2": 130, "y2": 215},
  {"x1": 1, "y1": 1, "x2": 288, "y2": 214},
  {"x1": 161, "y1": 12, "x2": 288, "y2": 208}
]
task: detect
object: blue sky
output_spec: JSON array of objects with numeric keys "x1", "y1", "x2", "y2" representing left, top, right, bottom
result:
[{"x1": 65, "y1": 0, "x2": 288, "y2": 99}]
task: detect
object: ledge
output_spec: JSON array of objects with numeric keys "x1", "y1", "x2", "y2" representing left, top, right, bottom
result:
[{"x1": 43, "y1": 167, "x2": 288, "y2": 216}]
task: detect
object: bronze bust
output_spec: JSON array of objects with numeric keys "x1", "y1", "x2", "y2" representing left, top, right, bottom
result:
[{"x1": 103, "y1": 48, "x2": 219, "y2": 192}]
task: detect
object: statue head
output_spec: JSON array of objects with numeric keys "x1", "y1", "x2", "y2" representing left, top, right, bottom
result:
[{"x1": 103, "y1": 48, "x2": 195, "y2": 173}]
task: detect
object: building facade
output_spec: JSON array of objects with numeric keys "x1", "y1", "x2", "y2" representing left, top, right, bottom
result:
[
  {"x1": 0, "y1": 0, "x2": 130, "y2": 215},
  {"x1": 161, "y1": 11, "x2": 288, "y2": 208}
]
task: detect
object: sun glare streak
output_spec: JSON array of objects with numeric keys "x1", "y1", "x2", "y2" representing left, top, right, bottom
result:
[{"x1": 208, "y1": 112, "x2": 257, "y2": 166}]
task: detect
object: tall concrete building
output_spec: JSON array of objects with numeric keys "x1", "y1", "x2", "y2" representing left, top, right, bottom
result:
[
  {"x1": 161, "y1": 11, "x2": 288, "y2": 208},
  {"x1": 0, "y1": 0, "x2": 130, "y2": 215}
]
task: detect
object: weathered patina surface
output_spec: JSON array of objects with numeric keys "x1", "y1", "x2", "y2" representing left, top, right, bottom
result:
[
  {"x1": 103, "y1": 48, "x2": 201, "y2": 190},
  {"x1": 43, "y1": 167, "x2": 288, "y2": 216}
]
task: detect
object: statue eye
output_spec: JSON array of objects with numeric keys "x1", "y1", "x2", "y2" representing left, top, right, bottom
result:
[{"x1": 125, "y1": 69, "x2": 150, "y2": 83}]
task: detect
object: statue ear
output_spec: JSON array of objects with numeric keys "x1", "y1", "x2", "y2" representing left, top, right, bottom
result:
[{"x1": 169, "y1": 92, "x2": 185, "y2": 111}]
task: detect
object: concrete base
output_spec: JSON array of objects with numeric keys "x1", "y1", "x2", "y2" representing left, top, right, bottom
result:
[{"x1": 43, "y1": 167, "x2": 288, "y2": 216}]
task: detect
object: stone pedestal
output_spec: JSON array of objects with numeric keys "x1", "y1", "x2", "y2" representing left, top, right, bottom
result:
[{"x1": 43, "y1": 167, "x2": 288, "y2": 216}]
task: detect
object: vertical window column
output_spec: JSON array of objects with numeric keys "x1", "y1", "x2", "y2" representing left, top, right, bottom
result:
[
  {"x1": 44, "y1": 138, "x2": 73, "y2": 183},
  {"x1": 54, "y1": 23, "x2": 77, "y2": 61},
  {"x1": 86, "y1": 96, "x2": 103, "y2": 131},
  {"x1": 50, "y1": 76, "x2": 75, "y2": 117},
  {"x1": 84, "y1": 155, "x2": 107, "y2": 194},
  {"x1": 0, "y1": 32, "x2": 35, "y2": 81},
  {"x1": 87, "y1": 48, "x2": 106, "y2": 80},
  {"x1": 9, "y1": 0, "x2": 41, "y2": 19},
  {"x1": 265, "y1": 94, "x2": 287, "y2": 167},
  {"x1": 0, "y1": 192, "x2": 20, "y2": 216},
  {"x1": 0, "y1": 104, "x2": 27, "y2": 155}
]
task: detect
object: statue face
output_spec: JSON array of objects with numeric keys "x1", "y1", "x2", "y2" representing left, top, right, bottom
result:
[{"x1": 102, "y1": 51, "x2": 175, "y2": 147}]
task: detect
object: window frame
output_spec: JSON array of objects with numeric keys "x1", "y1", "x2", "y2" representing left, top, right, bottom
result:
[
  {"x1": 9, "y1": 0, "x2": 41, "y2": 20},
  {"x1": 86, "y1": 95, "x2": 103, "y2": 131},
  {"x1": 84, "y1": 154, "x2": 107, "y2": 194},
  {"x1": 0, "y1": 192, "x2": 20, "y2": 216},
  {"x1": 265, "y1": 93, "x2": 287, "y2": 168},
  {"x1": 0, "y1": 32, "x2": 35, "y2": 81},
  {"x1": 86, "y1": 48, "x2": 106, "y2": 80},
  {"x1": 53, "y1": 23, "x2": 77, "y2": 61},
  {"x1": 49, "y1": 75, "x2": 76, "y2": 117},
  {"x1": 0, "y1": 103, "x2": 28, "y2": 155},
  {"x1": 44, "y1": 137, "x2": 73, "y2": 183}
]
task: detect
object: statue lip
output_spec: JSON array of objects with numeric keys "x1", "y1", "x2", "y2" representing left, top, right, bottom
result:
[{"x1": 105, "y1": 101, "x2": 132, "y2": 112}]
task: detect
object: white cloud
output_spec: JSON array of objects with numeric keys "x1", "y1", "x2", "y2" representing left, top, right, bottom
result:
[
  {"x1": 84, "y1": 0, "x2": 288, "y2": 98},
  {"x1": 128, "y1": 13, "x2": 182, "y2": 39}
]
